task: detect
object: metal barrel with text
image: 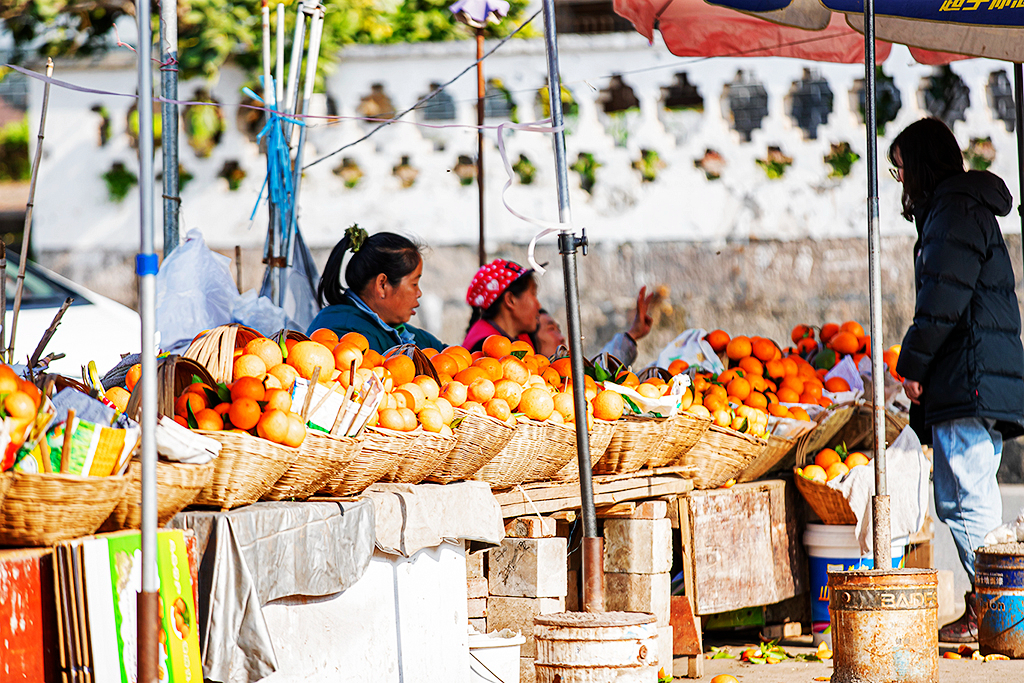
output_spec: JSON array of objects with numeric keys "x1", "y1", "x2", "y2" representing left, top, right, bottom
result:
[{"x1": 976, "y1": 543, "x2": 1024, "y2": 659}]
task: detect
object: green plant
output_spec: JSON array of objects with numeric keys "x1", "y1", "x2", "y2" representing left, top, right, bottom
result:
[
  {"x1": 102, "y1": 162, "x2": 137, "y2": 202},
  {"x1": 857, "y1": 66, "x2": 901, "y2": 136},
  {"x1": 512, "y1": 154, "x2": 536, "y2": 185},
  {"x1": 606, "y1": 108, "x2": 639, "y2": 147},
  {"x1": 0, "y1": 117, "x2": 29, "y2": 182},
  {"x1": 570, "y1": 152, "x2": 600, "y2": 194},
  {"x1": 756, "y1": 146, "x2": 793, "y2": 180},
  {"x1": 184, "y1": 94, "x2": 225, "y2": 158},
  {"x1": 334, "y1": 158, "x2": 364, "y2": 189},
  {"x1": 537, "y1": 83, "x2": 579, "y2": 119},
  {"x1": 633, "y1": 149, "x2": 665, "y2": 182},
  {"x1": 488, "y1": 78, "x2": 519, "y2": 123},
  {"x1": 91, "y1": 105, "x2": 112, "y2": 146},
  {"x1": 127, "y1": 106, "x2": 163, "y2": 148},
  {"x1": 964, "y1": 137, "x2": 996, "y2": 171},
  {"x1": 824, "y1": 141, "x2": 860, "y2": 179}
]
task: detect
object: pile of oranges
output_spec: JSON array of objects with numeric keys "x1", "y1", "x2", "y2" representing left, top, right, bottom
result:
[
  {"x1": 786, "y1": 321, "x2": 903, "y2": 380},
  {"x1": 797, "y1": 445, "x2": 869, "y2": 484},
  {"x1": 0, "y1": 363, "x2": 44, "y2": 468}
]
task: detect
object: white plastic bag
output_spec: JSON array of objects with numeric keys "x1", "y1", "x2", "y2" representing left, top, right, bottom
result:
[
  {"x1": 232, "y1": 289, "x2": 289, "y2": 337},
  {"x1": 156, "y1": 229, "x2": 239, "y2": 349},
  {"x1": 985, "y1": 508, "x2": 1024, "y2": 545},
  {"x1": 656, "y1": 329, "x2": 725, "y2": 375}
]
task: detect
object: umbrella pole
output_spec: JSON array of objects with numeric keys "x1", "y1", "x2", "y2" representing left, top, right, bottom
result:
[
  {"x1": 540, "y1": 0, "x2": 601, "y2": 612},
  {"x1": 9, "y1": 58, "x2": 53, "y2": 365},
  {"x1": 863, "y1": 0, "x2": 891, "y2": 570},
  {"x1": 135, "y1": 0, "x2": 160, "y2": 678},
  {"x1": 160, "y1": 0, "x2": 180, "y2": 258},
  {"x1": 476, "y1": 27, "x2": 486, "y2": 267},
  {"x1": 1013, "y1": 64, "x2": 1024, "y2": 260}
]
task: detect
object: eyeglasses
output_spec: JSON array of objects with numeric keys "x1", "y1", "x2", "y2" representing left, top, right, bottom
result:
[{"x1": 889, "y1": 167, "x2": 902, "y2": 181}]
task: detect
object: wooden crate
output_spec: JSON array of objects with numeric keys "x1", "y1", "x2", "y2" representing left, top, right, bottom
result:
[{"x1": 676, "y1": 479, "x2": 807, "y2": 616}]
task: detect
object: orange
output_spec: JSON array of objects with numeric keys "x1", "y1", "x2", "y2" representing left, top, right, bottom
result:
[
  {"x1": 830, "y1": 331, "x2": 859, "y2": 355},
  {"x1": 776, "y1": 387, "x2": 800, "y2": 403},
  {"x1": 231, "y1": 376, "x2": 266, "y2": 402},
  {"x1": 125, "y1": 363, "x2": 143, "y2": 393},
  {"x1": 744, "y1": 392, "x2": 768, "y2": 410},
  {"x1": 332, "y1": 342, "x2": 364, "y2": 378},
  {"x1": 667, "y1": 359, "x2": 689, "y2": 376},
  {"x1": 767, "y1": 403, "x2": 793, "y2": 418},
  {"x1": 748, "y1": 375, "x2": 768, "y2": 393},
  {"x1": 473, "y1": 357, "x2": 503, "y2": 382},
  {"x1": 802, "y1": 464, "x2": 827, "y2": 483},
  {"x1": 592, "y1": 390, "x2": 625, "y2": 421},
  {"x1": 764, "y1": 359, "x2": 786, "y2": 381},
  {"x1": 494, "y1": 379, "x2": 523, "y2": 411},
  {"x1": 802, "y1": 382, "x2": 823, "y2": 400},
  {"x1": 379, "y1": 354, "x2": 413, "y2": 386},
  {"x1": 445, "y1": 346, "x2": 473, "y2": 372},
  {"x1": 519, "y1": 387, "x2": 554, "y2": 421},
  {"x1": 214, "y1": 402, "x2": 232, "y2": 416},
  {"x1": 841, "y1": 320, "x2": 865, "y2": 338},
  {"x1": 268, "y1": 363, "x2": 300, "y2": 391},
  {"x1": 257, "y1": 409, "x2": 291, "y2": 443},
  {"x1": 686, "y1": 404, "x2": 712, "y2": 419},
  {"x1": 484, "y1": 398, "x2": 511, "y2": 422},
  {"x1": 727, "y1": 377, "x2": 751, "y2": 401},
  {"x1": 419, "y1": 406, "x2": 446, "y2": 432},
  {"x1": 751, "y1": 338, "x2": 777, "y2": 363},
  {"x1": 245, "y1": 337, "x2": 284, "y2": 370},
  {"x1": 18, "y1": 380, "x2": 39, "y2": 407},
  {"x1": 413, "y1": 375, "x2": 440, "y2": 401},
  {"x1": 540, "y1": 367, "x2": 560, "y2": 387},
  {"x1": 824, "y1": 377, "x2": 850, "y2": 393},
  {"x1": 455, "y1": 366, "x2": 488, "y2": 386},
  {"x1": 791, "y1": 324, "x2": 814, "y2": 344},
  {"x1": 704, "y1": 394, "x2": 727, "y2": 413},
  {"x1": 499, "y1": 356, "x2": 531, "y2": 386},
  {"x1": 550, "y1": 357, "x2": 573, "y2": 379},
  {"x1": 738, "y1": 356, "x2": 764, "y2": 377},
  {"x1": 173, "y1": 414, "x2": 189, "y2": 428},
  {"x1": 815, "y1": 448, "x2": 842, "y2": 469},
  {"x1": 693, "y1": 376, "x2": 710, "y2": 393},
  {"x1": 636, "y1": 383, "x2": 662, "y2": 399},
  {"x1": 422, "y1": 348, "x2": 439, "y2": 359},
  {"x1": 553, "y1": 393, "x2": 575, "y2": 421},
  {"x1": 233, "y1": 353, "x2": 267, "y2": 380},
  {"x1": 309, "y1": 328, "x2": 340, "y2": 346},
  {"x1": 510, "y1": 339, "x2": 533, "y2": 354},
  {"x1": 4, "y1": 390, "x2": 36, "y2": 419},
  {"x1": 283, "y1": 414, "x2": 306, "y2": 448},
  {"x1": 796, "y1": 337, "x2": 818, "y2": 355},
  {"x1": 194, "y1": 408, "x2": 224, "y2": 431},
  {"x1": 428, "y1": 397, "x2": 455, "y2": 424},
  {"x1": 705, "y1": 329, "x2": 730, "y2": 353},
  {"x1": 105, "y1": 386, "x2": 131, "y2": 412},
  {"x1": 288, "y1": 341, "x2": 336, "y2": 383},
  {"x1": 359, "y1": 348, "x2": 383, "y2": 370},
  {"x1": 431, "y1": 353, "x2": 459, "y2": 378},
  {"x1": 378, "y1": 408, "x2": 407, "y2": 431},
  {"x1": 264, "y1": 388, "x2": 292, "y2": 412},
  {"x1": 461, "y1": 401, "x2": 486, "y2": 417},
  {"x1": 175, "y1": 392, "x2": 206, "y2": 417},
  {"x1": 781, "y1": 357, "x2": 799, "y2": 376},
  {"x1": 398, "y1": 407, "x2": 418, "y2": 431},
  {"x1": 717, "y1": 369, "x2": 740, "y2": 385},
  {"x1": 820, "y1": 323, "x2": 840, "y2": 344},
  {"x1": 780, "y1": 376, "x2": 805, "y2": 395},
  {"x1": 789, "y1": 406, "x2": 811, "y2": 422},
  {"x1": 616, "y1": 371, "x2": 640, "y2": 387},
  {"x1": 336, "y1": 331, "x2": 369, "y2": 354},
  {"x1": 826, "y1": 462, "x2": 850, "y2": 481},
  {"x1": 706, "y1": 384, "x2": 728, "y2": 402},
  {"x1": 228, "y1": 397, "x2": 261, "y2": 430},
  {"x1": 440, "y1": 381, "x2": 468, "y2": 407},
  {"x1": 482, "y1": 335, "x2": 512, "y2": 359},
  {"x1": 467, "y1": 378, "x2": 496, "y2": 403},
  {"x1": 725, "y1": 336, "x2": 751, "y2": 360},
  {"x1": 817, "y1": 397, "x2": 833, "y2": 407},
  {"x1": 396, "y1": 383, "x2": 426, "y2": 413},
  {"x1": 845, "y1": 452, "x2": 870, "y2": 469}
]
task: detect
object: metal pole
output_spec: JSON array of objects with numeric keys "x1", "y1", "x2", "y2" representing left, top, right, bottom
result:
[
  {"x1": 9, "y1": 58, "x2": 53, "y2": 365},
  {"x1": 863, "y1": 0, "x2": 890, "y2": 570},
  {"x1": 160, "y1": 0, "x2": 180, "y2": 258},
  {"x1": 476, "y1": 28, "x2": 486, "y2": 268},
  {"x1": 283, "y1": 2, "x2": 309, "y2": 142},
  {"x1": 1013, "y1": 64, "x2": 1024, "y2": 259},
  {"x1": 135, "y1": 0, "x2": 160, "y2": 679},
  {"x1": 276, "y1": 3, "x2": 285, "y2": 112},
  {"x1": 541, "y1": 0, "x2": 601, "y2": 612},
  {"x1": 262, "y1": 0, "x2": 276, "y2": 113}
]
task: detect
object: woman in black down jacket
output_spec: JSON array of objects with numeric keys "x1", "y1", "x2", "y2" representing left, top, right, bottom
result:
[{"x1": 889, "y1": 118, "x2": 1024, "y2": 643}]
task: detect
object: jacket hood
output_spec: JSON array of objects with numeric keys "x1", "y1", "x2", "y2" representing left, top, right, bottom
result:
[{"x1": 934, "y1": 170, "x2": 1013, "y2": 217}]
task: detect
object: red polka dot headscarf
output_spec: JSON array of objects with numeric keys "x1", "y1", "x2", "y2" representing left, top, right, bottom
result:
[{"x1": 466, "y1": 259, "x2": 530, "y2": 310}]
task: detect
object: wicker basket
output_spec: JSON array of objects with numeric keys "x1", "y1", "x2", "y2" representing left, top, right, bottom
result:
[
  {"x1": 272, "y1": 329, "x2": 311, "y2": 345},
  {"x1": 793, "y1": 469, "x2": 857, "y2": 524},
  {"x1": 383, "y1": 344, "x2": 442, "y2": 385},
  {"x1": 0, "y1": 471, "x2": 129, "y2": 546},
  {"x1": 125, "y1": 355, "x2": 218, "y2": 421},
  {"x1": 191, "y1": 430, "x2": 300, "y2": 510},
  {"x1": 319, "y1": 426, "x2": 415, "y2": 497},
  {"x1": 646, "y1": 412, "x2": 713, "y2": 468},
  {"x1": 383, "y1": 430, "x2": 457, "y2": 484},
  {"x1": 830, "y1": 405, "x2": 910, "y2": 451},
  {"x1": 261, "y1": 431, "x2": 361, "y2": 501},
  {"x1": 676, "y1": 424, "x2": 768, "y2": 489},
  {"x1": 183, "y1": 324, "x2": 264, "y2": 384},
  {"x1": 425, "y1": 409, "x2": 515, "y2": 484},
  {"x1": 551, "y1": 418, "x2": 617, "y2": 482},
  {"x1": 592, "y1": 416, "x2": 667, "y2": 475},
  {"x1": 795, "y1": 402, "x2": 858, "y2": 466},
  {"x1": 737, "y1": 433, "x2": 799, "y2": 483},
  {"x1": 100, "y1": 458, "x2": 215, "y2": 531},
  {"x1": 472, "y1": 418, "x2": 573, "y2": 488}
]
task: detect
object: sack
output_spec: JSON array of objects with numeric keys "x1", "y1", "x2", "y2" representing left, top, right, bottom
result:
[
  {"x1": 156, "y1": 229, "x2": 239, "y2": 350},
  {"x1": 656, "y1": 329, "x2": 725, "y2": 375}
]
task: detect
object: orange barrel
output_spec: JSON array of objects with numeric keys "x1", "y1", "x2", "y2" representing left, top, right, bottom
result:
[
  {"x1": 829, "y1": 568, "x2": 938, "y2": 683},
  {"x1": 976, "y1": 542, "x2": 1024, "y2": 658},
  {"x1": 533, "y1": 611, "x2": 659, "y2": 682}
]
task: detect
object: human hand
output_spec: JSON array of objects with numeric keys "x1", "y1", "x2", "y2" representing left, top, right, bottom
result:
[
  {"x1": 627, "y1": 286, "x2": 656, "y2": 341},
  {"x1": 903, "y1": 380, "x2": 923, "y2": 404}
]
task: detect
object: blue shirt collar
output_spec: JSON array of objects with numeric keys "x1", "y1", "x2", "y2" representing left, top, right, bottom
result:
[{"x1": 346, "y1": 291, "x2": 416, "y2": 345}]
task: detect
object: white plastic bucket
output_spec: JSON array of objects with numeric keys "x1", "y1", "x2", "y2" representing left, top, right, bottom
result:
[
  {"x1": 804, "y1": 523, "x2": 908, "y2": 647},
  {"x1": 469, "y1": 628, "x2": 526, "y2": 683}
]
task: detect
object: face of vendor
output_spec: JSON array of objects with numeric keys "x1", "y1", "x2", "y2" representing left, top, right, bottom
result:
[
  {"x1": 372, "y1": 259, "x2": 423, "y2": 326},
  {"x1": 506, "y1": 278, "x2": 541, "y2": 336},
  {"x1": 535, "y1": 312, "x2": 565, "y2": 357}
]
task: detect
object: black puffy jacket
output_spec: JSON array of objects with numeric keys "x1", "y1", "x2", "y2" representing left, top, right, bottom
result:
[{"x1": 896, "y1": 171, "x2": 1024, "y2": 436}]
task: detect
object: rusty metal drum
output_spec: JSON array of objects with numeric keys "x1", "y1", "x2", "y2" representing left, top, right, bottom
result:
[
  {"x1": 828, "y1": 568, "x2": 938, "y2": 683},
  {"x1": 976, "y1": 542, "x2": 1024, "y2": 658},
  {"x1": 533, "y1": 611, "x2": 659, "y2": 683}
]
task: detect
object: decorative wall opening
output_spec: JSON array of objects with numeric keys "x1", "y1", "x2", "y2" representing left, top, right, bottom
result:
[
  {"x1": 127, "y1": 102, "x2": 162, "y2": 149},
  {"x1": 358, "y1": 84, "x2": 397, "y2": 120},
  {"x1": 852, "y1": 66, "x2": 901, "y2": 135},
  {"x1": 236, "y1": 93, "x2": 263, "y2": 142},
  {"x1": 334, "y1": 158, "x2": 364, "y2": 188},
  {"x1": 91, "y1": 105, "x2": 112, "y2": 146},
  {"x1": 986, "y1": 70, "x2": 1015, "y2": 133},
  {"x1": 536, "y1": 82, "x2": 579, "y2": 119},
  {"x1": 724, "y1": 71, "x2": 769, "y2": 142},
  {"x1": 393, "y1": 156, "x2": 419, "y2": 188},
  {"x1": 419, "y1": 83, "x2": 456, "y2": 121},
  {"x1": 662, "y1": 73, "x2": 704, "y2": 112},
  {"x1": 218, "y1": 160, "x2": 246, "y2": 191},
  {"x1": 694, "y1": 149, "x2": 725, "y2": 181},
  {"x1": 599, "y1": 75, "x2": 640, "y2": 114},
  {"x1": 787, "y1": 68, "x2": 833, "y2": 140},
  {"x1": 183, "y1": 90, "x2": 225, "y2": 158},
  {"x1": 484, "y1": 79, "x2": 516, "y2": 121},
  {"x1": 963, "y1": 137, "x2": 996, "y2": 171},
  {"x1": 921, "y1": 66, "x2": 970, "y2": 129}
]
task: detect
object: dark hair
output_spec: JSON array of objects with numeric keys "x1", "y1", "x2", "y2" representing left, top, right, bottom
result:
[
  {"x1": 317, "y1": 230, "x2": 422, "y2": 307},
  {"x1": 888, "y1": 118, "x2": 965, "y2": 221},
  {"x1": 466, "y1": 271, "x2": 535, "y2": 332}
]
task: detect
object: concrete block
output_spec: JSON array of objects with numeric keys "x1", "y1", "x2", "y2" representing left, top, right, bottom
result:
[
  {"x1": 658, "y1": 625, "x2": 673, "y2": 672},
  {"x1": 486, "y1": 596, "x2": 564, "y2": 656},
  {"x1": 467, "y1": 550, "x2": 485, "y2": 579},
  {"x1": 520, "y1": 656, "x2": 536, "y2": 683},
  {"x1": 469, "y1": 617, "x2": 486, "y2": 633},
  {"x1": 468, "y1": 597, "x2": 487, "y2": 618},
  {"x1": 604, "y1": 572, "x2": 671, "y2": 626},
  {"x1": 636, "y1": 500, "x2": 669, "y2": 519},
  {"x1": 467, "y1": 576, "x2": 488, "y2": 599},
  {"x1": 489, "y1": 537, "x2": 567, "y2": 598},
  {"x1": 506, "y1": 516, "x2": 557, "y2": 538},
  {"x1": 761, "y1": 622, "x2": 802, "y2": 641},
  {"x1": 566, "y1": 570, "x2": 578, "y2": 612},
  {"x1": 604, "y1": 517, "x2": 673, "y2": 574}
]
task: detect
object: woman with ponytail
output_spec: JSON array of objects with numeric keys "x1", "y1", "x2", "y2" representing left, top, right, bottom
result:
[{"x1": 307, "y1": 226, "x2": 444, "y2": 354}]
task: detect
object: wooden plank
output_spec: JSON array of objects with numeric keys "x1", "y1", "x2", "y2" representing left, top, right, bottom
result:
[
  {"x1": 674, "y1": 495, "x2": 703, "y2": 678},
  {"x1": 495, "y1": 474, "x2": 693, "y2": 518},
  {"x1": 596, "y1": 502, "x2": 636, "y2": 518},
  {"x1": 670, "y1": 595, "x2": 702, "y2": 655}
]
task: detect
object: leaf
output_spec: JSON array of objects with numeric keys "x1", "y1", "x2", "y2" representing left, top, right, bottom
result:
[
  {"x1": 708, "y1": 647, "x2": 735, "y2": 659},
  {"x1": 185, "y1": 398, "x2": 199, "y2": 429},
  {"x1": 593, "y1": 364, "x2": 613, "y2": 383},
  {"x1": 279, "y1": 336, "x2": 289, "y2": 360},
  {"x1": 622, "y1": 394, "x2": 642, "y2": 415},
  {"x1": 215, "y1": 383, "x2": 231, "y2": 405}
]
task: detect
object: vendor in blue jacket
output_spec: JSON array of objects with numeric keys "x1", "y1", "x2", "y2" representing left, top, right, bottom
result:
[
  {"x1": 889, "y1": 118, "x2": 1024, "y2": 643},
  {"x1": 306, "y1": 226, "x2": 444, "y2": 354}
]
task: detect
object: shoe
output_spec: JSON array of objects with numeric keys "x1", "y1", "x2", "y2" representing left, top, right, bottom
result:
[{"x1": 939, "y1": 591, "x2": 978, "y2": 644}]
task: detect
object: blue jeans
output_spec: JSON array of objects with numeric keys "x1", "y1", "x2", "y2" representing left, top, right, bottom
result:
[{"x1": 931, "y1": 417, "x2": 1003, "y2": 585}]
